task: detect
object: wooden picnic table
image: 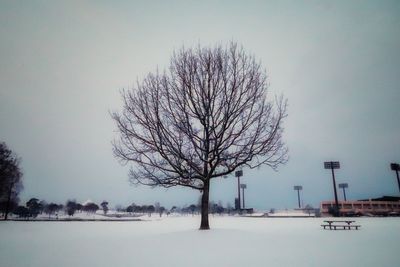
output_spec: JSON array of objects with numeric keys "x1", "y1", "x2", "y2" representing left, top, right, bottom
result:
[
  {"x1": 324, "y1": 220, "x2": 355, "y2": 225},
  {"x1": 321, "y1": 220, "x2": 360, "y2": 230}
]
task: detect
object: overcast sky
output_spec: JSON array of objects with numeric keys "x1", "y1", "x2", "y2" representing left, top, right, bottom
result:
[{"x1": 1, "y1": 0, "x2": 399, "y2": 210}]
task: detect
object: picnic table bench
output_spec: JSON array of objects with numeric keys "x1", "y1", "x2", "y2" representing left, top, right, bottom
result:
[{"x1": 321, "y1": 220, "x2": 361, "y2": 230}]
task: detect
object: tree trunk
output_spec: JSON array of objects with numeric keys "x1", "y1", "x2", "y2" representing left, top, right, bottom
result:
[{"x1": 199, "y1": 179, "x2": 210, "y2": 230}]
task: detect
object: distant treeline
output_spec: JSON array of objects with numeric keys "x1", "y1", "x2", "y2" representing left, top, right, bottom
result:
[
  {"x1": 0, "y1": 198, "x2": 106, "y2": 219},
  {"x1": 121, "y1": 201, "x2": 233, "y2": 217},
  {"x1": 0, "y1": 198, "x2": 235, "y2": 219}
]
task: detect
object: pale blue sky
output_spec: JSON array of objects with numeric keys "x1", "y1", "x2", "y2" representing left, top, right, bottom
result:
[{"x1": 1, "y1": 0, "x2": 399, "y2": 209}]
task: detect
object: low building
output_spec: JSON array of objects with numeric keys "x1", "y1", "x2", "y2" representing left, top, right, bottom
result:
[{"x1": 320, "y1": 196, "x2": 400, "y2": 216}]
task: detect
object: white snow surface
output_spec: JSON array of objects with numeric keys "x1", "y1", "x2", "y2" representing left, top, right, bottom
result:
[{"x1": 1, "y1": 216, "x2": 399, "y2": 267}]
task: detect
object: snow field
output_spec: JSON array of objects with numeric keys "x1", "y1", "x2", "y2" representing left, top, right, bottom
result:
[{"x1": 0, "y1": 216, "x2": 399, "y2": 267}]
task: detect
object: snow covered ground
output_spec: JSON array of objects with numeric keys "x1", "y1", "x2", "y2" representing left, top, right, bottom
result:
[{"x1": 0, "y1": 216, "x2": 399, "y2": 267}]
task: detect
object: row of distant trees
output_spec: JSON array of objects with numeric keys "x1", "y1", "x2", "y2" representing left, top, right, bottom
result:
[
  {"x1": 120, "y1": 201, "x2": 231, "y2": 217},
  {"x1": 0, "y1": 198, "x2": 109, "y2": 219},
  {"x1": 1, "y1": 193, "x2": 235, "y2": 219}
]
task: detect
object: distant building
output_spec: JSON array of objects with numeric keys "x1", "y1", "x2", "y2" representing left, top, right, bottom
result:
[{"x1": 320, "y1": 196, "x2": 400, "y2": 216}]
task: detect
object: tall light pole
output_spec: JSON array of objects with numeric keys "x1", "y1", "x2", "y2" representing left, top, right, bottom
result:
[
  {"x1": 293, "y1": 185, "x2": 302, "y2": 208},
  {"x1": 390, "y1": 163, "x2": 400, "y2": 195},
  {"x1": 240, "y1": 184, "x2": 247, "y2": 209},
  {"x1": 235, "y1": 170, "x2": 243, "y2": 210},
  {"x1": 390, "y1": 163, "x2": 400, "y2": 193},
  {"x1": 338, "y1": 183, "x2": 348, "y2": 201},
  {"x1": 324, "y1": 161, "x2": 340, "y2": 216}
]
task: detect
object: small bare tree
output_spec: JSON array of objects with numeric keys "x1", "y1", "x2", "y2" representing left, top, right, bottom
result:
[
  {"x1": 0, "y1": 142, "x2": 23, "y2": 220},
  {"x1": 112, "y1": 43, "x2": 288, "y2": 230}
]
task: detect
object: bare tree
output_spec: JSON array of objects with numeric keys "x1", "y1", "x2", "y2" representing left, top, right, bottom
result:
[
  {"x1": 26, "y1": 198, "x2": 41, "y2": 218},
  {"x1": 112, "y1": 42, "x2": 288, "y2": 230},
  {"x1": 66, "y1": 200, "x2": 77, "y2": 216},
  {"x1": 0, "y1": 142, "x2": 23, "y2": 220},
  {"x1": 101, "y1": 201, "x2": 109, "y2": 215},
  {"x1": 83, "y1": 202, "x2": 99, "y2": 214},
  {"x1": 45, "y1": 203, "x2": 61, "y2": 219}
]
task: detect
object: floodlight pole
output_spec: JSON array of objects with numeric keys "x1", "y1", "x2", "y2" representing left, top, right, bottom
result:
[
  {"x1": 324, "y1": 161, "x2": 340, "y2": 216},
  {"x1": 331, "y1": 166, "x2": 339, "y2": 212},
  {"x1": 390, "y1": 163, "x2": 400, "y2": 193},
  {"x1": 293, "y1": 186, "x2": 302, "y2": 208},
  {"x1": 297, "y1": 189, "x2": 301, "y2": 208},
  {"x1": 338, "y1": 183, "x2": 348, "y2": 201},
  {"x1": 242, "y1": 186, "x2": 245, "y2": 209},
  {"x1": 240, "y1": 184, "x2": 247, "y2": 209},
  {"x1": 237, "y1": 176, "x2": 241, "y2": 210},
  {"x1": 342, "y1": 187, "x2": 347, "y2": 201},
  {"x1": 235, "y1": 170, "x2": 243, "y2": 210}
]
